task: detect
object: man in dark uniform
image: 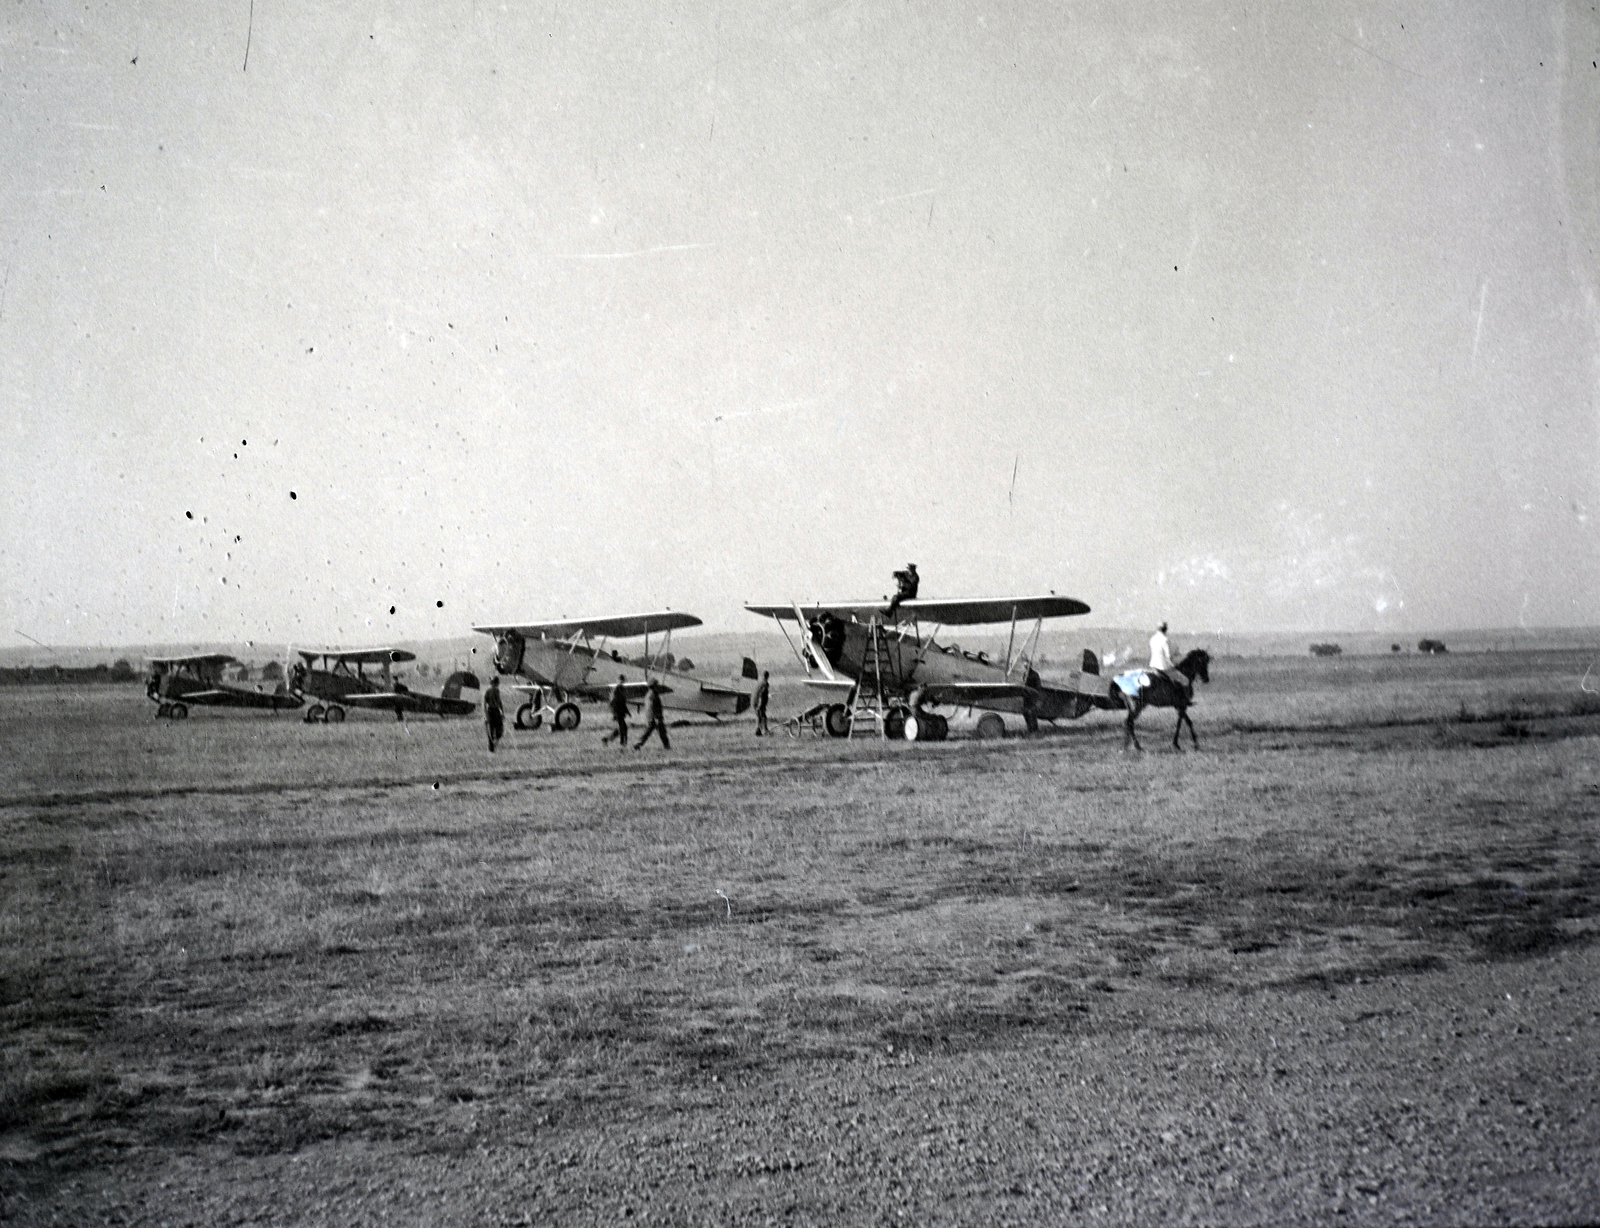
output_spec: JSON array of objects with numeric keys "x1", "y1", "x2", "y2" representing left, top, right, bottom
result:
[
  {"x1": 886, "y1": 562, "x2": 919, "y2": 619},
  {"x1": 752, "y1": 670, "x2": 771, "y2": 736},
  {"x1": 633, "y1": 679, "x2": 671, "y2": 750},
  {"x1": 483, "y1": 674, "x2": 504, "y2": 751},
  {"x1": 602, "y1": 674, "x2": 630, "y2": 747}
]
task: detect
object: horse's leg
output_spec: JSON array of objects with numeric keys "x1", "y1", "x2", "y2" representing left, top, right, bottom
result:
[
  {"x1": 1124, "y1": 697, "x2": 1143, "y2": 751},
  {"x1": 1172, "y1": 703, "x2": 1184, "y2": 751},
  {"x1": 1183, "y1": 706, "x2": 1200, "y2": 748}
]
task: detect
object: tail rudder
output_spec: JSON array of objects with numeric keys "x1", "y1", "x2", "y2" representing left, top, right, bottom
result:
[{"x1": 443, "y1": 670, "x2": 481, "y2": 701}]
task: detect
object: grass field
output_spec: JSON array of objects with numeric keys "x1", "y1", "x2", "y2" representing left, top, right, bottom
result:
[{"x1": 3, "y1": 651, "x2": 1599, "y2": 1224}]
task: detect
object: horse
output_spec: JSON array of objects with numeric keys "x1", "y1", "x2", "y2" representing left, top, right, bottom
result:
[{"x1": 1107, "y1": 648, "x2": 1211, "y2": 751}]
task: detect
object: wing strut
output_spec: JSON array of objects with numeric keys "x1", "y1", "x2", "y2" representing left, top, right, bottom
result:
[{"x1": 793, "y1": 601, "x2": 838, "y2": 681}]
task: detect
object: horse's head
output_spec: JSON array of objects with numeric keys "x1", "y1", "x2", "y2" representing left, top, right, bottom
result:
[{"x1": 1181, "y1": 648, "x2": 1211, "y2": 684}]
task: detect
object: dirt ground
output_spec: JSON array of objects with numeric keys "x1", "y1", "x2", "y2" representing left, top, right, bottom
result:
[{"x1": 2, "y1": 653, "x2": 1598, "y2": 1225}]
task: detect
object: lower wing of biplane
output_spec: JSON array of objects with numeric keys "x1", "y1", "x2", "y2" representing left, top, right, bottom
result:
[
  {"x1": 335, "y1": 688, "x2": 477, "y2": 718},
  {"x1": 172, "y1": 684, "x2": 305, "y2": 712}
]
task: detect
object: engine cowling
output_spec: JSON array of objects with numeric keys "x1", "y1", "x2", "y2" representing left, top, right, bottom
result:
[{"x1": 494, "y1": 631, "x2": 525, "y2": 676}]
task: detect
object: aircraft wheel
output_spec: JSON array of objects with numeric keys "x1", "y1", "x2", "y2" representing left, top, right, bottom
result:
[
  {"x1": 170, "y1": 703, "x2": 188, "y2": 721},
  {"x1": 883, "y1": 709, "x2": 907, "y2": 741},
  {"x1": 975, "y1": 713, "x2": 1006, "y2": 740},
  {"x1": 902, "y1": 714, "x2": 921, "y2": 742},
  {"x1": 515, "y1": 703, "x2": 543, "y2": 730},
  {"x1": 554, "y1": 702, "x2": 581, "y2": 732},
  {"x1": 157, "y1": 703, "x2": 171, "y2": 719},
  {"x1": 929, "y1": 714, "x2": 950, "y2": 741},
  {"x1": 306, "y1": 704, "x2": 325, "y2": 724},
  {"x1": 326, "y1": 705, "x2": 345, "y2": 723},
  {"x1": 823, "y1": 704, "x2": 850, "y2": 738}
]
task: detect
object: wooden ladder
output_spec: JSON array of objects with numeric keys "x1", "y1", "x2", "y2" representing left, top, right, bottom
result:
[{"x1": 848, "y1": 617, "x2": 892, "y2": 739}]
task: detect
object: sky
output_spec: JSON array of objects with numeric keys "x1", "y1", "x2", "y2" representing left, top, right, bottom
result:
[{"x1": 2, "y1": 0, "x2": 1597, "y2": 648}]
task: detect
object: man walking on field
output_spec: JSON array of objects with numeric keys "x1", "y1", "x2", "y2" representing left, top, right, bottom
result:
[
  {"x1": 634, "y1": 679, "x2": 671, "y2": 750},
  {"x1": 483, "y1": 674, "x2": 504, "y2": 753},
  {"x1": 602, "y1": 674, "x2": 630, "y2": 748}
]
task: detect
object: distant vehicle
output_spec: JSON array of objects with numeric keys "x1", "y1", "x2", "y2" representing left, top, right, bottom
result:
[
  {"x1": 474, "y1": 611, "x2": 756, "y2": 731},
  {"x1": 146, "y1": 653, "x2": 303, "y2": 720},
  {"x1": 289, "y1": 648, "x2": 478, "y2": 723},
  {"x1": 1418, "y1": 639, "x2": 1449, "y2": 655},
  {"x1": 744, "y1": 594, "x2": 1104, "y2": 740}
]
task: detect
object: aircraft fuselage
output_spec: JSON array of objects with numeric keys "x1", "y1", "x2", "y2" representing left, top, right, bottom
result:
[
  {"x1": 823, "y1": 622, "x2": 1093, "y2": 721},
  {"x1": 490, "y1": 631, "x2": 748, "y2": 716}
]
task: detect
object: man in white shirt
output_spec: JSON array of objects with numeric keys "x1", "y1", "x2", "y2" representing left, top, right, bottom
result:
[{"x1": 1149, "y1": 622, "x2": 1175, "y2": 673}]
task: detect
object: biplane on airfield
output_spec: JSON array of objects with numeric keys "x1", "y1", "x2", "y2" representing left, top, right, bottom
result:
[
  {"x1": 146, "y1": 654, "x2": 304, "y2": 719},
  {"x1": 289, "y1": 647, "x2": 479, "y2": 723},
  {"x1": 474, "y1": 611, "x2": 757, "y2": 732},
  {"x1": 744, "y1": 594, "x2": 1109, "y2": 740}
]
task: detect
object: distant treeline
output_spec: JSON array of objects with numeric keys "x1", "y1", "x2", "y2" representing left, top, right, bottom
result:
[{"x1": 0, "y1": 660, "x2": 140, "y2": 686}]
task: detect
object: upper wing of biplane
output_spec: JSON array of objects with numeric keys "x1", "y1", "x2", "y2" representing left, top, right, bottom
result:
[
  {"x1": 743, "y1": 595, "x2": 1090, "y2": 625},
  {"x1": 296, "y1": 647, "x2": 418, "y2": 665},
  {"x1": 473, "y1": 611, "x2": 703, "y2": 640},
  {"x1": 148, "y1": 653, "x2": 239, "y2": 667}
]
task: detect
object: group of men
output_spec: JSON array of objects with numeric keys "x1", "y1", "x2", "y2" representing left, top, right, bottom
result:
[
  {"x1": 600, "y1": 674, "x2": 673, "y2": 749},
  {"x1": 480, "y1": 671, "x2": 678, "y2": 753}
]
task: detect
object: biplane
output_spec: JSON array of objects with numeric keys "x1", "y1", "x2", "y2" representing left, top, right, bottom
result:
[
  {"x1": 289, "y1": 647, "x2": 478, "y2": 723},
  {"x1": 744, "y1": 594, "x2": 1106, "y2": 740},
  {"x1": 146, "y1": 653, "x2": 304, "y2": 719},
  {"x1": 474, "y1": 610, "x2": 757, "y2": 732}
]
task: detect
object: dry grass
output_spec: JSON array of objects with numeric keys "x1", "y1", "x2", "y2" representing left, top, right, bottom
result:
[{"x1": 1, "y1": 652, "x2": 1598, "y2": 1179}]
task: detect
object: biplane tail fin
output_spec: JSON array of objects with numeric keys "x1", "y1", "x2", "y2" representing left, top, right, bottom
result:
[
  {"x1": 741, "y1": 656, "x2": 759, "y2": 681},
  {"x1": 442, "y1": 671, "x2": 481, "y2": 701},
  {"x1": 1081, "y1": 649, "x2": 1100, "y2": 676}
]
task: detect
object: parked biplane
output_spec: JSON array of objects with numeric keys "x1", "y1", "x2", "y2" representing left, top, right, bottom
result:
[
  {"x1": 474, "y1": 611, "x2": 757, "y2": 731},
  {"x1": 289, "y1": 648, "x2": 478, "y2": 723},
  {"x1": 744, "y1": 595, "x2": 1106, "y2": 740},
  {"x1": 146, "y1": 653, "x2": 303, "y2": 719}
]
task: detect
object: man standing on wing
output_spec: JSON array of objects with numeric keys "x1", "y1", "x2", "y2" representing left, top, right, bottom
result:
[
  {"x1": 484, "y1": 674, "x2": 504, "y2": 752},
  {"x1": 634, "y1": 679, "x2": 671, "y2": 750},
  {"x1": 602, "y1": 674, "x2": 630, "y2": 748}
]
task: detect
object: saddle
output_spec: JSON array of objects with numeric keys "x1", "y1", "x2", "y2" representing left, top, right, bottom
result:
[{"x1": 1113, "y1": 668, "x2": 1192, "y2": 699}]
